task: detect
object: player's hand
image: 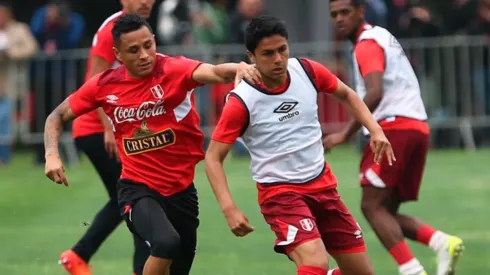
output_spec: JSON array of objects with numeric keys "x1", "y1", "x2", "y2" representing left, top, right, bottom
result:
[
  {"x1": 323, "y1": 132, "x2": 347, "y2": 151},
  {"x1": 235, "y1": 62, "x2": 261, "y2": 87},
  {"x1": 45, "y1": 154, "x2": 69, "y2": 186},
  {"x1": 369, "y1": 130, "x2": 396, "y2": 166},
  {"x1": 104, "y1": 129, "x2": 119, "y2": 161},
  {"x1": 223, "y1": 206, "x2": 254, "y2": 237}
]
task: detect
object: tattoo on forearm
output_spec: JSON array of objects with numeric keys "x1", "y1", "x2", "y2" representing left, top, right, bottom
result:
[
  {"x1": 44, "y1": 111, "x2": 64, "y2": 156},
  {"x1": 44, "y1": 98, "x2": 74, "y2": 156}
]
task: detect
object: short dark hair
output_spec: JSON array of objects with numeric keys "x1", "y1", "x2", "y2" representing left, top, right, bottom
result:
[
  {"x1": 329, "y1": 0, "x2": 364, "y2": 7},
  {"x1": 112, "y1": 13, "x2": 153, "y2": 46},
  {"x1": 245, "y1": 15, "x2": 288, "y2": 53}
]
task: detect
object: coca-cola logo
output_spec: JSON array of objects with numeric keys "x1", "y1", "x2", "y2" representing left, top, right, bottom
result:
[{"x1": 113, "y1": 100, "x2": 166, "y2": 123}]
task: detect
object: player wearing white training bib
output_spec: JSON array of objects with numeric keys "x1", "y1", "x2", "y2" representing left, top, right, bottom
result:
[
  {"x1": 352, "y1": 24, "x2": 428, "y2": 135},
  {"x1": 327, "y1": 1, "x2": 464, "y2": 275},
  {"x1": 205, "y1": 15, "x2": 396, "y2": 275},
  {"x1": 233, "y1": 58, "x2": 325, "y2": 184}
]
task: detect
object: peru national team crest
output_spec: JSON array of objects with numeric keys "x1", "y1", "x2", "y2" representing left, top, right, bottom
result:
[
  {"x1": 299, "y1": 218, "x2": 315, "y2": 231},
  {"x1": 150, "y1": 84, "x2": 164, "y2": 99}
]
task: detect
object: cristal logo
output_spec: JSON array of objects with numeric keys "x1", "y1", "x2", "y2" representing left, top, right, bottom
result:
[{"x1": 114, "y1": 100, "x2": 166, "y2": 123}]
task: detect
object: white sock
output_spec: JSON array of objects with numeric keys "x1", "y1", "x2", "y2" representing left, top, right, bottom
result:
[
  {"x1": 327, "y1": 269, "x2": 334, "y2": 275},
  {"x1": 399, "y1": 258, "x2": 425, "y2": 275},
  {"x1": 428, "y1": 231, "x2": 450, "y2": 253}
]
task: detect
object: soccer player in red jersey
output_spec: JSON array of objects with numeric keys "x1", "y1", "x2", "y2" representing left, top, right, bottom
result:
[
  {"x1": 205, "y1": 15, "x2": 395, "y2": 275},
  {"x1": 44, "y1": 13, "x2": 260, "y2": 275},
  {"x1": 326, "y1": 1, "x2": 464, "y2": 275},
  {"x1": 61, "y1": 1, "x2": 156, "y2": 275}
]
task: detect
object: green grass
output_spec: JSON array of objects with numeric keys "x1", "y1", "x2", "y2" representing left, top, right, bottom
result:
[{"x1": 0, "y1": 146, "x2": 489, "y2": 275}]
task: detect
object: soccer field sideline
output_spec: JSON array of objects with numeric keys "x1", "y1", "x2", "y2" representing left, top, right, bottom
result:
[{"x1": 0, "y1": 147, "x2": 489, "y2": 274}]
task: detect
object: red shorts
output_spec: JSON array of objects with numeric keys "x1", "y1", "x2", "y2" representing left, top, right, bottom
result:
[
  {"x1": 360, "y1": 129, "x2": 429, "y2": 201},
  {"x1": 260, "y1": 188, "x2": 366, "y2": 255}
]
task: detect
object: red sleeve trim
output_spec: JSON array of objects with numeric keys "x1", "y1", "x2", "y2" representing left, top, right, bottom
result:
[
  {"x1": 229, "y1": 93, "x2": 249, "y2": 136},
  {"x1": 355, "y1": 39, "x2": 386, "y2": 77},
  {"x1": 211, "y1": 93, "x2": 249, "y2": 144},
  {"x1": 298, "y1": 58, "x2": 319, "y2": 92},
  {"x1": 298, "y1": 58, "x2": 339, "y2": 94},
  {"x1": 68, "y1": 94, "x2": 83, "y2": 116},
  {"x1": 188, "y1": 62, "x2": 205, "y2": 90}
]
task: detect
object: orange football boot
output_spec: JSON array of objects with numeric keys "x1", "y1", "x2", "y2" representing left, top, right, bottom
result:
[{"x1": 59, "y1": 250, "x2": 92, "y2": 275}]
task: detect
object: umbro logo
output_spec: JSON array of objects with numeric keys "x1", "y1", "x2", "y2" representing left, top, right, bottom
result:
[
  {"x1": 274, "y1": 101, "x2": 300, "y2": 122},
  {"x1": 106, "y1": 95, "x2": 119, "y2": 104},
  {"x1": 273, "y1": 101, "x2": 298, "y2": 113}
]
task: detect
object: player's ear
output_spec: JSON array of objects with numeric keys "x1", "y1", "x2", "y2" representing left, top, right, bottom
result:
[
  {"x1": 113, "y1": 47, "x2": 122, "y2": 63},
  {"x1": 358, "y1": 4, "x2": 365, "y2": 17},
  {"x1": 247, "y1": 50, "x2": 255, "y2": 64}
]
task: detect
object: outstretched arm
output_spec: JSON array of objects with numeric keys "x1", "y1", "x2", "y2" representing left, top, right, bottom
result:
[{"x1": 192, "y1": 62, "x2": 261, "y2": 86}]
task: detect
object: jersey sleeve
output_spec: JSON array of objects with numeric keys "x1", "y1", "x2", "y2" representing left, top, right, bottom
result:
[
  {"x1": 354, "y1": 40, "x2": 385, "y2": 77},
  {"x1": 299, "y1": 58, "x2": 339, "y2": 94},
  {"x1": 90, "y1": 24, "x2": 116, "y2": 64},
  {"x1": 164, "y1": 56, "x2": 204, "y2": 91},
  {"x1": 211, "y1": 94, "x2": 248, "y2": 144},
  {"x1": 68, "y1": 76, "x2": 103, "y2": 116}
]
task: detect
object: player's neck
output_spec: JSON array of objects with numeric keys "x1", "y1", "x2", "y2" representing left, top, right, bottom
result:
[
  {"x1": 349, "y1": 22, "x2": 366, "y2": 43},
  {"x1": 126, "y1": 70, "x2": 150, "y2": 80},
  {"x1": 262, "y1": 74, "x2": 287, "y2": 90}
]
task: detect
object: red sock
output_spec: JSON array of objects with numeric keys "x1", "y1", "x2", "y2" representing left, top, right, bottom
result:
[
  {"x1": 416, "y1": 224, "x2": 437, "y2": 245},
  {"x1": 298, "y1": 266, "x2": 328, "y2": 275},
  {"x1": 389, "y1": 241, "x2": 415, "y2": 265},
  {"x1": 329, "y1": 268, "x2": 341, "y2": 275}
]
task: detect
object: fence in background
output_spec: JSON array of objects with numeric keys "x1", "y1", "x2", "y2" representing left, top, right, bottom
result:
[{"x1": 3, "y1": 35, "x2": 490, "y2": 163}]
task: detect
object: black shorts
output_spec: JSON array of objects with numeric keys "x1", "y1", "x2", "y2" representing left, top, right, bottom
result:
[
  {"x1": 117, "y1": 179, "x2": 200, "y2": 261},
  {"x1": 117, "y1": 179, "x2": 199, "y2": 227}
]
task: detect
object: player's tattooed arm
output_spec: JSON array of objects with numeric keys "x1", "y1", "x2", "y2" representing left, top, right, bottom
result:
[
  {"x1": 44, "y1": 97, "x2": 77, "y2": 157},
  {"x1": 192, "y1": 62, "x2": 262, "y2": 86},
  {"x1": 205, "y1": 140, "x2": 254, "y2": 237},
  {"x1": 44, "y1": 97, "x2": 78, "y2": 186}
]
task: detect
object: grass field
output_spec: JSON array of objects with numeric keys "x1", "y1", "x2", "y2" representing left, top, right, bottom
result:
[{"x1": 0, "y1": 146, "x2": 489, "y2": 275}]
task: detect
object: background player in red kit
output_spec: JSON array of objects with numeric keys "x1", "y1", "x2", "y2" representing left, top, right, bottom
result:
[
  {"x1": 326, "y1": 1, "x2": 464, "y2": 275},
  {"x1": 44, "y1": 14, "x2": 260, "y2": 275},
  {"x1": 61, "y1": 1, "x2": 156, "y2": 275},
  {"x1": 205, "y1": 15, "x2": 395, "y2": 275}
]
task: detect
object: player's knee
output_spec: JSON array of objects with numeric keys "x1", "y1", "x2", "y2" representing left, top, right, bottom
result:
[
  {"x1": 289, "y1": 240, "x2": 329, "y2": 270},
  {"x1": 149, "y1": 232, "x2": 181, "y2": 259},
  {"x1": 360, "y1": 200, "x2": 378, "y2": 218}
]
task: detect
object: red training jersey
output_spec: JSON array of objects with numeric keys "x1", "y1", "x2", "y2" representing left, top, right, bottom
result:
[
  {"x1": 69, "y1": 54, "x2": 205, "y2": 196},
  {"x1": 72, "y1": 11, "x2": 123, "y2": 139},
  {"x1": 212, "y1": 58, "x2": 340, "y2": 204}
]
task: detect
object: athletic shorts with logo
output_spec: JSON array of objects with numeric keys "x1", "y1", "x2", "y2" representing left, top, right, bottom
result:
[
  {"x1": 260, "y1": 188, "x2": 366, "y2": 255},
  {"x1": 360, "y1": 129, "x2": 429, "y2": 201}
]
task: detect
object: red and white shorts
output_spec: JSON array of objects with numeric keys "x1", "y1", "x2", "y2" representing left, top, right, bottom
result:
[
  {"x1": 360, "y1": 129, "x2": 429, "y2": 201},
  {"x1": 260, "y1": 188, "x2": 366, "y2": 255}
]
